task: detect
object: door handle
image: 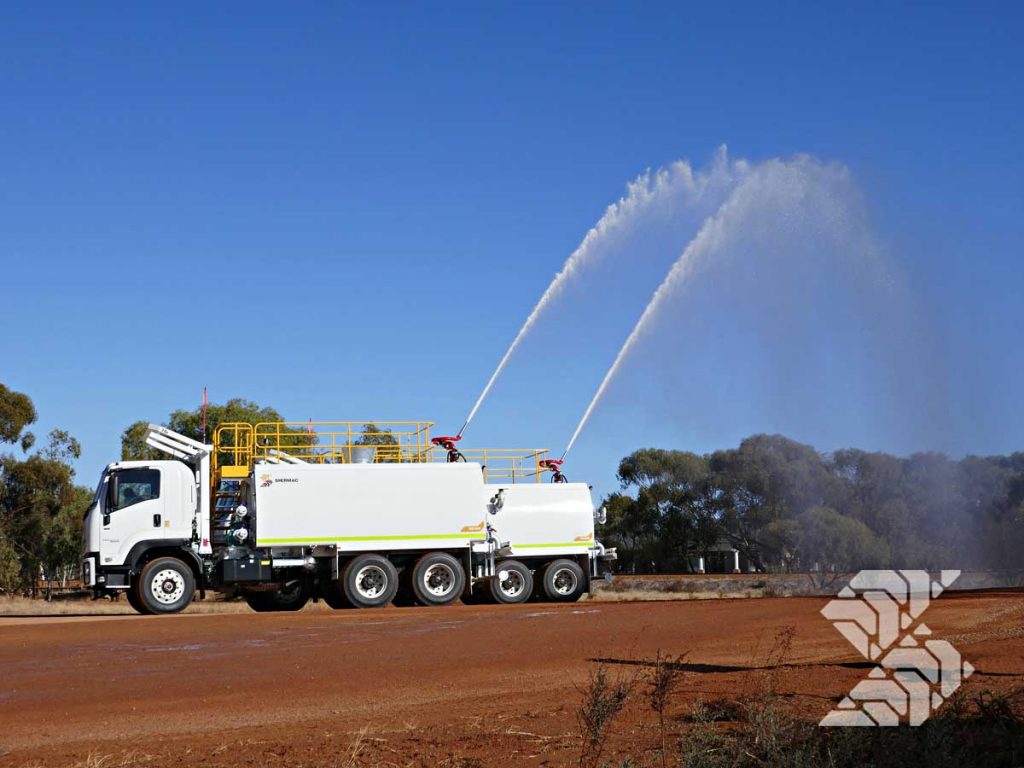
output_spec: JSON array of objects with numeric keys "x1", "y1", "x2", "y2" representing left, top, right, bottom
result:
[{"x1": 153, "y1": 514, "x2": 161, "y2": 528}]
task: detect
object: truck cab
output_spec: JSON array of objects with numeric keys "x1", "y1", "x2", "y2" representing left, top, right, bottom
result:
[{"x1": 82, "y1": 460, "x2": 199, "y2": 594}]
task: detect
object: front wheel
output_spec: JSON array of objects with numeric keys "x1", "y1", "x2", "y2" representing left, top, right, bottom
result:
[
  {"x1": 137, "y1": 557, "x2": 195, "y2": 614},
  {"x1": 540, "y1": 559, "x2": 586, "y2": 602},
  {"x1": 489, "y1": 560, "x2": 533, "y2": 604},
  {"x1": 342, "y1": 554, "x2": 399, "y2": 608}
]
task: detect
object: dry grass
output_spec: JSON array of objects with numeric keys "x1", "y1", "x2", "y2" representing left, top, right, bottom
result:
[
  {"x1": 0, "y1": 594, "x2": 257, "y2": 617},
  {"x1": 587, "y1": 588, "x2": 769, "y2": 602}
]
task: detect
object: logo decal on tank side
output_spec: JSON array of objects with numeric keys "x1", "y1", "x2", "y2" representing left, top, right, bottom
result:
[{"x1": 260, "y1": 474, "x2": 298, "y2": 487}]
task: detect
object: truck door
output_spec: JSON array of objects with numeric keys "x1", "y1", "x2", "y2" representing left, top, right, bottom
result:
[{"x1": 100, "y1": 467, "x2": 166, "y2": 568}]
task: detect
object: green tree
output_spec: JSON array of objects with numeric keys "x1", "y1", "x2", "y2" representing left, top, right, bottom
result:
[
  {"x1": 611, "y1": 448, "x2": 715, "y2": 573},
  {"x1": 0, "y1": 383, "x2": 37, "y2": 452},
  {"x1": 0, "y1": 430, "x2": 90, "y2": 596},
  {"x1": 120, "y1": 398, "x2": 311, "y2": 468},
  {"x1": 0, "y1": 533, "x2": 20, "y2": 593},
  {"x1": 354, "y1": 423, "x2": 401, "y2": 462},
  {"x1": 796, "y1": 505, "x2": 891, "y2": 571}
]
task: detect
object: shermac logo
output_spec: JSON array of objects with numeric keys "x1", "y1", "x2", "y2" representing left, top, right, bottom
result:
[
  {"x1": 820, "y1": 570, "x2": 974, "y2": 727},
  {"x1": 260, "y1": 474, "x2": 299, "y2": 488}
]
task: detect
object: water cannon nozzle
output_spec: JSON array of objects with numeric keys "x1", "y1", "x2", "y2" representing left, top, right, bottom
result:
[
  {"x1": 539, "y1": 458, "x2": 568, "y2": 483},
  {"x1": 432, "y1": 435, "x2": 461, "y2": 449},
  {"x1": 433, "y1": 435, "x2": 465, "y2": 463}
]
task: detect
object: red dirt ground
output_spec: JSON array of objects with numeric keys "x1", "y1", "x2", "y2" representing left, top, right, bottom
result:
[{"x1": 1, "y1": 592, "x2": 1022, "y2": 767}]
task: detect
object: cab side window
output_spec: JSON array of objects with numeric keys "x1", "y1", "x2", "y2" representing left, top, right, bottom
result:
[{"x1": 111, "y1": 468, "x2": 161, "y2": 511}]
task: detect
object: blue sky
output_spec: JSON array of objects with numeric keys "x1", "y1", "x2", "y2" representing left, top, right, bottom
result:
[{"x1": 1, "y1": 2, "x2": 1021, "y2": 497}]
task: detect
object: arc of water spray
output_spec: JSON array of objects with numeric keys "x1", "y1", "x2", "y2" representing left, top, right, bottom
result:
[
  {"x1": 459, "y1": 151, "x2": 739, "y2": 437},
  {"x1": 457, "y1": 167, "x2": 686, "y2": 436},
  {"x1": 560, "y1": 173, "x2": 764, "y2": 459}
]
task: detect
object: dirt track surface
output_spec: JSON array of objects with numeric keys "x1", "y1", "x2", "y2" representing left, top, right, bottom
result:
[{"x1": 2, "y1": 593, "x2": 1022, "y2": 767}]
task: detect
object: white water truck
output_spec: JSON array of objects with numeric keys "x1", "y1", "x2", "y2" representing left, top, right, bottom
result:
[{"x1": 81, "y1": 421, "x2": 615, "y2": 614}]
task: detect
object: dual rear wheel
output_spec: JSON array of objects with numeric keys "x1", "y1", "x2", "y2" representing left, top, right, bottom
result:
[
  {"x1": 324, "y1": 552, "x2": 468, "y2": 609},
  {"x1": 539, "y1": 559, "x2": 587, "y2": 603},
  {"x1": 485, "y1": 558, "x2": 586, "y2": 604}
]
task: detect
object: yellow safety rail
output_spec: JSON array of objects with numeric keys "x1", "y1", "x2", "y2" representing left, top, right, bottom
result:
[
  {"x1": 436, "y1": 447, "x2": 551, "y2": 484},
  {"x1": 213, "y1": 421, "x2": 552, "y2": 484}
]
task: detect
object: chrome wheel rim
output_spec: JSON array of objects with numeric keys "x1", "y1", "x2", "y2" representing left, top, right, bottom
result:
[
  {"x1": 355, "y1": 565, "x2": 388, "y2": 599},
  {"x1": 422, "y1": 563, "x2": 456, "y2": 597},
  {"x1": 150, "y1": 569, "x2": 186, "y2": 605},
  {"x1": 498, "y1": 569, "x2": 526, "y2": 598},
  {"x1": 551, "y1": 567, "x2": 578, "y2": 596}
]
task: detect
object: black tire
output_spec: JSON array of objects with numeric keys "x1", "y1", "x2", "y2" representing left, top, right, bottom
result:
[
  {"x1": 126, "y1": 582, "x2": 151, "y2": 615},
  {"x1": 342, "y1": 554, "x2": 399, "y2": 608},
  {"x1": 540, "y1": 559, "x2": 586, "y2": 602},
  {"x1": 489, "y1": 560, "x2": 533, "y2": 605},
  {"x1": 319, "y1": 580, "x2": 350, "y2": 610},
  {"x1": 410, "y1": 552, "x2": 465, "y2": 607},
  {"x1": 137, "y1": 557, "x2": 196, "y2": 614},
  {"x1": 245, "y1": 581, "x2": 310, "y2": 612}
]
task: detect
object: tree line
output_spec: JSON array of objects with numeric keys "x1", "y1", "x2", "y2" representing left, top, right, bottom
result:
[
  {"x1": 0, "y1": 384, "x2": 91, "y2": 596},
  {"x1": 601, "y1": 434, "x2": 1024, "y2": 573}
]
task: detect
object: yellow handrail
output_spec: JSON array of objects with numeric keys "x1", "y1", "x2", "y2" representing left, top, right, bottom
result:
[{"x1": 213, "y1": 421, "x2": 551, "y2": 483}]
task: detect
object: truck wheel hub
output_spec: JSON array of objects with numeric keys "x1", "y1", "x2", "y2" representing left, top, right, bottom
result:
[
  {"x1": 552, "y1": 568, "x2": 577, "y2": 595},
  {"x1": 355, "y1": 565, "x2": 387, "y2": 598},
  {"x1": 423, "y1": 564, "x2": 455, "y2": 596},
  {"x1": 499, "y1": 571, "x2": 525, "y2": 597},
  {"x1": 150, "y1": 569, "x2": 185, "y2": 604}
]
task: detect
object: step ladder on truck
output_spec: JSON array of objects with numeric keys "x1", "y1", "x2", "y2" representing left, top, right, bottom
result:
[{"x1": 81, "y1": 420, "x2": 616, "y2": 614}]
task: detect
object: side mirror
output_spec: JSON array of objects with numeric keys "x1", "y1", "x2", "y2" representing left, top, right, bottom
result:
[
  {"x1": 106, "y1": 475, "x2": 119, "y2": 512},
  {"x1": 594, "y1": 506, "x2": 607, "y2": 525}
]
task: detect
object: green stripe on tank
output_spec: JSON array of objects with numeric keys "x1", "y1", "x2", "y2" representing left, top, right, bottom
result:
[{"x1": 258, "y1": 533, "x2": 469, "y2": 544}]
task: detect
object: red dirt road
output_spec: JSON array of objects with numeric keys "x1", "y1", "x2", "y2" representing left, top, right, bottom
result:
[{"x1": 1, "y1": 593, "x2": 1022, "y2": 767}]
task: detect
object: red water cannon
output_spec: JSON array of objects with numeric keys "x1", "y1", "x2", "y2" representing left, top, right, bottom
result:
[
  {"x1": 432, "y1": 435, "x2": 465, "y2": 463},
  {"x1": 539, "y1": 458, "x2": 567, "y2": 483}
]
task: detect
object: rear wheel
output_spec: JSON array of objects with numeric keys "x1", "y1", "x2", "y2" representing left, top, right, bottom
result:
[
  {"x1": 137, "y1": 557, "x2": 195, "y2": 614},
  {"x1": 489, "y1": 560, "x2": 533, "y2": 605},
  {"x1": 342, "y1": 554, "x2": 399, "y2": 608},
  {"x1": 410, "y1": 552, "x2": 465, "y2": 606},
  {"x1": 540, "y1": 559, "x2": 586, "y2": 602},
  {"x1": 245, "y1": 581, "x2": 310, "y2": 612}
]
